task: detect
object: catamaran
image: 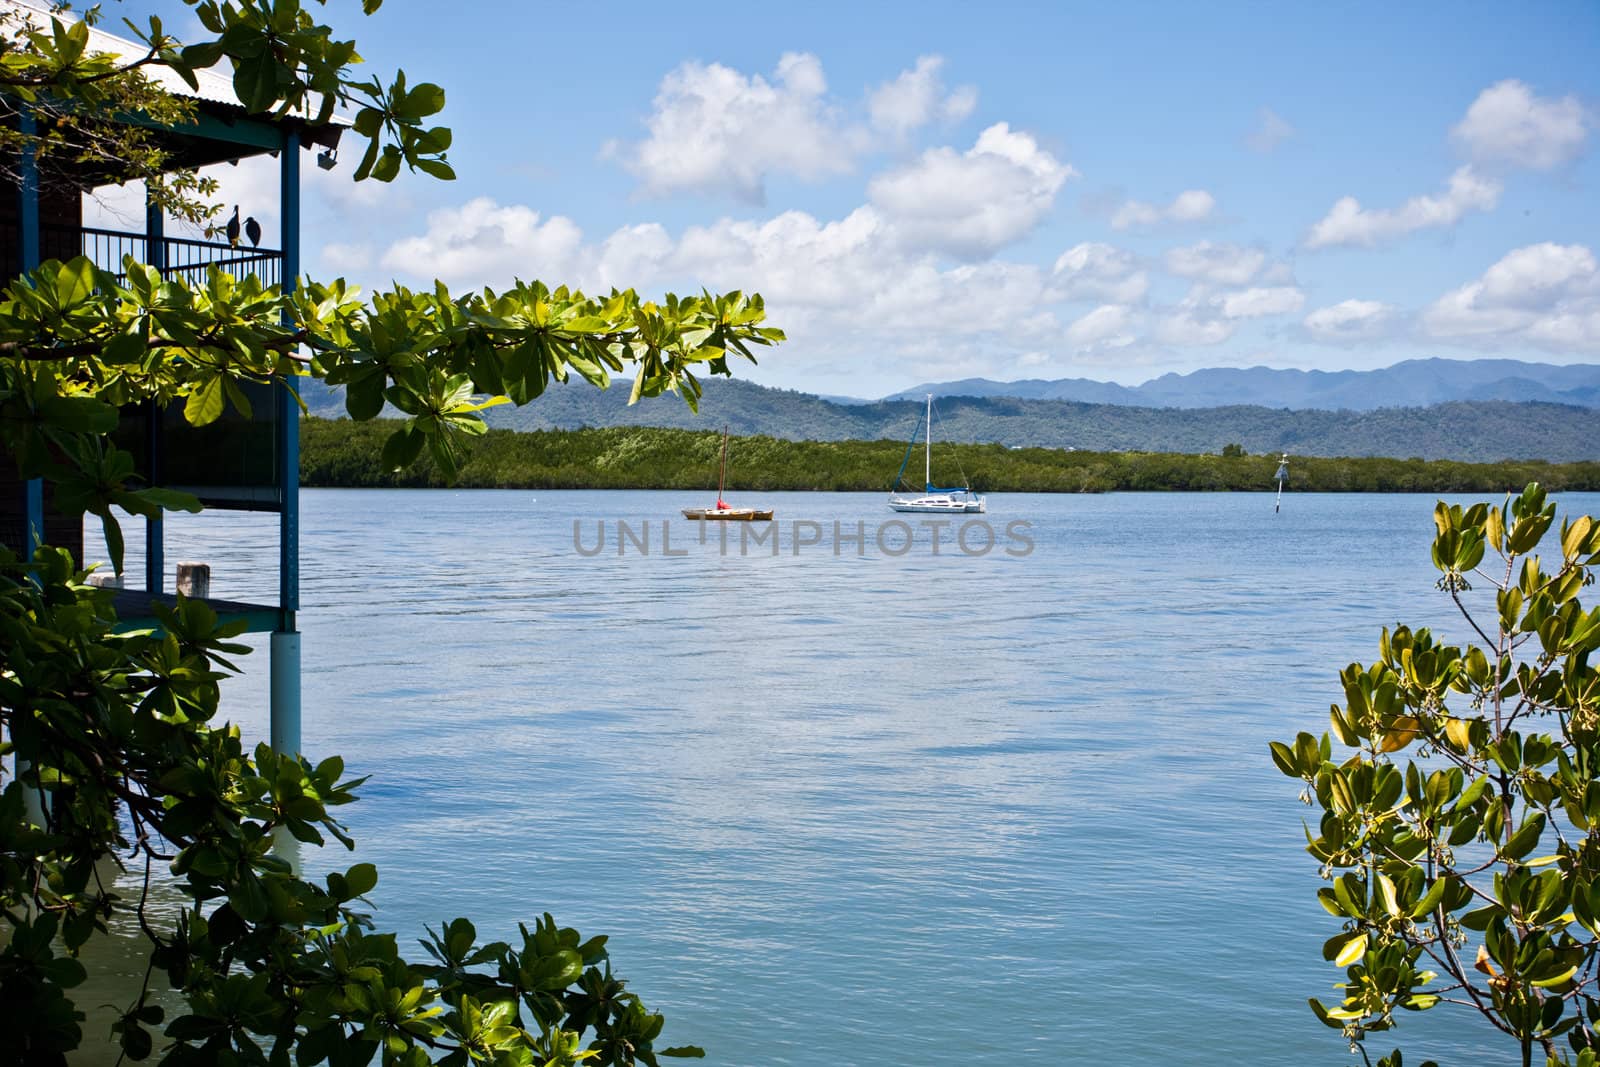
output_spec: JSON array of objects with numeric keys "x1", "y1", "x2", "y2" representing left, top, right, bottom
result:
[
  {"x1": 888, "y1": 395, "x2": 986, "y2": 514},
  {"x1": 682, "y1": 426, "x2": 773, "y2": 521}
]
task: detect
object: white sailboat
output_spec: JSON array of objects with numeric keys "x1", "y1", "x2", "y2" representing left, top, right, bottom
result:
[{"x1": 887, "y1": 395, "x2": 986, "y2": 514}]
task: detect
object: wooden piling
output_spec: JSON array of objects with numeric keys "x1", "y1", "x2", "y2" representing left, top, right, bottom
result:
[{"x1": 176, "y1": 562, "x2": 210, "y2": 599}]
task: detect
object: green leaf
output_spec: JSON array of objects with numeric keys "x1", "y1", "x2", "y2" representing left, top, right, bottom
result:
[
  {"x1": 414, "y1": 158, "x2": 455, "y2": 181},
  {"x1": 180, "y1": 41, "x2": 225, "y2": 68},
  {"x1": 345, "y1": 373, "x2": 387, "y2": 421},
  {"x1": 381, "y1": 427, "x2": 424, "y2": 471},
  {"x1": 1532, "y1": 964, "x2": 1579, "y2": 989},
  {"x1": 1411, "y1": 876, "x2": 1448, "y2": 919},
  {"x1": 39, "y1": 395, "x2": 118, "y2": 434},
  {"x1": 103, "y1": 330, "x2": 147, "y2": 365},
  {"x1": 1334, "y1": 934, "x2": 1367, "y2": 967},
  {"x1": 1502, "y1": 812, "x2": 1547, "y2": 862},
  {"x1": 1268, "y1": 741, "x2": 1299, "y2": 778},
  {"x1": 98, "y1": 510, "x2": 125, "y2": 575},
  {"x1": 1376, "y1": 873, "x2": 1400, "y2": 917},
  {"x1": 1307, "y1": 998, "x2": 1344, "y2": 1031},
  {"x1": 345, "y1": 863, "x2": 378, "y2": 897},
  {"x1": 353, "y1": 107, "x2": 383, "y2": 139},
  {"x1": 405, "y1": 82, "x2": 446, "y2": 117},
  {"x1": 372, "y1": 146, "x2": 403, "y2": 182},
  {"x1": 56, "y1": 256, "x2": 97, "y2": 306},
  {"x1": 221, "y1": 375, "x2": 254, "y2": 419},
  {"x1": 232, "y1": 52, "x2": 280, "y2": 113},
  {"x1": 126, "y1": 487, "x2": 202, "y2": 514},
  {"x1": 184, "y1": 375, "x2": 225, "y2": 425}
]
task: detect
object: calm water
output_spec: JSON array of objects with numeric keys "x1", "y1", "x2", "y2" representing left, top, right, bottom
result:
[{"x1": 82, "y1": 488, "x2": 1600, "y2": 1065}]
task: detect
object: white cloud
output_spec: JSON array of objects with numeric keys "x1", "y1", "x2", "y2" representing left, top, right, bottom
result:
[
  {"x1": 81, "y1": 179, "x2": 147, "y2": 231},
  {"x1": 867, "y1": 122, "x2": 1076, "y2": 258},
  {"x1": 376, "y1": 195, "x2": 1070, "y2": 368},
  {"x1": 591, "y1": 222, "x2": 678, "y2": 290},
  {"x1": 371, "y1": 188, "x2": 1305, "y2": 389},
  {"x1": 1303, "y1": 299, "x2": 1396, "y2": 342},
  {"x1": 1163, "y1": 241, "x2": 1267, "y2": 286},
  {"x1": 1422, "y1": 242, "x2": 1600, "y2": 352},
  {"x1": 671, "y1": 207, "x2": 891, "y2": 311},
  {"x1": 379, "y1": 198, "x2": 586, "y2": 291},
  {"x1": 1216, "y1": 286, "x2": 1305, "y2": 319},
  {"x1": 1050, "y1": 242, "x2": 1148, "y2": 304},
  {"x1": 83, "y1": 150, "x2": 403, "y2": 253},
  {"x1": 1451, "y1": 79, "x2": 1589, "y2": 170},
  {"x1": 1154, "y1": 305, "x2": 1235, "y2": 346},
  {"x1": 1473, "y1": 242, "x2": 1598, "y2": 308},
  {"x1": 1063, "y1": 304, "x2": 1135, "y2": 350},
  {"x1": 1144, "y1": 284, "x2": 1302, "y2": 346},
  {"x1": 608, "y1": 53, "x2": 995, "y2": 202},
  {"x1": 1304, "y1": 166, "x2": 1500, "y2": 249},
  {"x1": 867, "y1": 55, "x2": 977, "y2": 136},
  {"x1": 1110, "y1": 189, "x2": 1215, "y2": 230},
  {"x1": 1247, "y1": 107, "x2": 1294, "y2": 153},
  {"x1": 611, "y1": 53, "x2": 860, "y2": 202},
  {"x1": 319, "y1": 242, "x2": 373, "y2": 274},
  {"x1": 944, "y1": 87, "x2": 980, "y2": 124}
]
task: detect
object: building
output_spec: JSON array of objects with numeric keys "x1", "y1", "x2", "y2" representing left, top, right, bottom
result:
[{"x1": 1, "y1": 1, "x2": 347, "y2": 755}]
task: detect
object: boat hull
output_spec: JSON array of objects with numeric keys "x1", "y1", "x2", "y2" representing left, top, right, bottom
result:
[
  {"x1": 682, "y1": 508, "x2": 774, "y2": 521},
  {"x1": 887, "y1": 495, "x2": 986, "y2": 514}
]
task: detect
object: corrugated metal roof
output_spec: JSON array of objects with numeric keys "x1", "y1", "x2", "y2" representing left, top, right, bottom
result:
[{"x1": 2, "y1": 0, "x2": 350, "y2": 126}]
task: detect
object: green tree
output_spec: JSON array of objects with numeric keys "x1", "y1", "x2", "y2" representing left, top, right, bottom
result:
[
  {"x1": 1, "y1": 2, "x2": 781, "y2": 1063},
  {"x1": 1272, "y1": 484, "x2": 1600, "y2": 1067}
]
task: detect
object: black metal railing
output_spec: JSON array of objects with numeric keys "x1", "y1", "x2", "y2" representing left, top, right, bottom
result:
[
  {"x1": 72, "y1": 225, "x2": 283, "y2": 286},
  {"x1": 2, "y1": 221, "x2": 283, "y2": 287}
]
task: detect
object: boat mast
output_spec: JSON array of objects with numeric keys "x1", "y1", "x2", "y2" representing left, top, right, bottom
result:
[
  {"x1": 924, "y1": 394, "x2": 932, "y2": 491},
  {"x1": 718, "y1": 425, "x2": 729, "y2": 503}
]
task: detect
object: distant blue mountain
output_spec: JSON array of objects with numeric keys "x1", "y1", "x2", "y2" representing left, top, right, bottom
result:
[
  {"x1": 298, "y1": 357, "x2": 1600, "y2": 463},
  {"x1": 885, "y1": 358, "x2": 1600, "y2": 411}
]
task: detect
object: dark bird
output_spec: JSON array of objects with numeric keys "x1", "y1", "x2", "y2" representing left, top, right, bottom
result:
[
  {"x1": 225, "y1": 206, "x2": 240, "y2": 248},
  {"x1": 243, "y1": 216, "x2": 262, "y2": 248}
]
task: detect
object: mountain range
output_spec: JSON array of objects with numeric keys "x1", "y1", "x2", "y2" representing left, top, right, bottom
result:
[
  {"x1": 297, "y1": 358, "x2": 1600, "y2": 464},
  {"x1": 884, "y1": 358, "x2": 1600, "y2": 410}
]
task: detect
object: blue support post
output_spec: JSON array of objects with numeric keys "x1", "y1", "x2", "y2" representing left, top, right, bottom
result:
[
  {"x1": 23, "y1": 480, "x2": 43, "y2": 558},
  {"x1": 270, "y1": 628, "x2": 302, "y2": 866},
  {"x1": 145, "y1": 194, "x2": 166, "y2": 592},
  {"x1": 270, "y1": 631, "x2": 302, "y2": 754},
  {"x1": 271, "y1": 129, "x2": 303, "y2": 758},
  {"x1": 279, "y1": 128, "x2": 300, "y2": 619},
  {"x1": 19, "y1": 113, "x2": 44, "y2": 565},
  {"x1": 16, "y1": 112, "x2": 46, "y2": 825}
]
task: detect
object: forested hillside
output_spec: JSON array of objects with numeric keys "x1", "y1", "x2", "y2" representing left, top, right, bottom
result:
[
  {"x1": 298, "y1": 378, "x2": 1599, "y2": 463},
  {"x1": 301, "y1": 421, "x2": 1600, "y2": 495}
]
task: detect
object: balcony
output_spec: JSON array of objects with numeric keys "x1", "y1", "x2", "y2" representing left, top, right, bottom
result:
[{"x1": 2, "y1": 222, "x2": 283, "y2": 287}]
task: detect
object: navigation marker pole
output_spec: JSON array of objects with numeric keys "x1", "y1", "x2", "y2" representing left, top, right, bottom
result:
[{"x1": 1274, "y1": 454, "x2": 1289, "y2": 513}]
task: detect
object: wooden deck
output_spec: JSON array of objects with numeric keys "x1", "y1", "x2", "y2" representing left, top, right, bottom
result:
[{"x1": 110, "y1": 587, "x2": 282, "y2": 634}]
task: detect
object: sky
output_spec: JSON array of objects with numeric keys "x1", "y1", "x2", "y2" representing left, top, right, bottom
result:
[{"x1": 93, "y1": 0, "x2": 1600, "y2": 398}]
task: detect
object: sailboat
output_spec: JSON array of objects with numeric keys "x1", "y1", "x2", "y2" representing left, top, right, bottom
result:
[
  {"x1": 682, "y1": 426, "x2": 773, "y2": 521},
  {"x1": 887, "y1": 395, "x2": 986, "y2": 514}
]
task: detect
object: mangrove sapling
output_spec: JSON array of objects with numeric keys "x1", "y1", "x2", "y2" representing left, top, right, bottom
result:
[{"x1": 1272, "y1": 483, "x2": 1600, "y2": 1067}]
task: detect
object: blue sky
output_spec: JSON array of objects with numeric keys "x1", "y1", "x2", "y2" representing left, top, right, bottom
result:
[{"x1": 109, "y1": 1, "x2": 1600, "y2": 397}]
